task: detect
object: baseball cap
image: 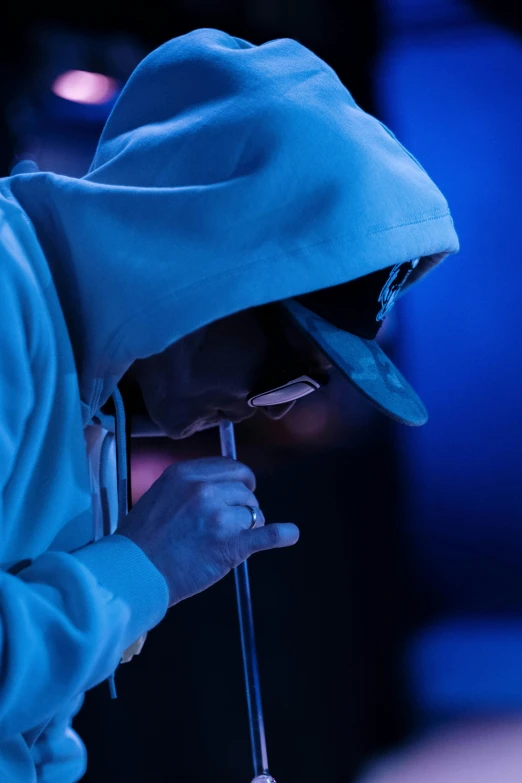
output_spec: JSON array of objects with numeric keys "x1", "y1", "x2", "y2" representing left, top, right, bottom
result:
[{"x1": 280, "y1": 259, "x2": 428, "y2": 426}]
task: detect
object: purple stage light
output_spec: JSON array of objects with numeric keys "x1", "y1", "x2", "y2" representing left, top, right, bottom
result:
[{"x1": 52, "y1": 70, "x2": 118, "y2": 105}]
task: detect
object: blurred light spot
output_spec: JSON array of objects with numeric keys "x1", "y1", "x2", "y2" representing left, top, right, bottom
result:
[
  {"x1": 283, "y1": 399, "x2": 330, "y2": 441},
  {"x1": 131, "y1": 452, "x2": 177, "y2": 504},
  {"x1": 52, "y1": 70, "x2": 118, "y2": 105}
]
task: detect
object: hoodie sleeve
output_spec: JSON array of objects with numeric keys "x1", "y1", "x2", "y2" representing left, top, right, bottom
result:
[
  {"x1": 0, "y1": 537, "x2": 168, "y2": 739},
  {"x1": 0, "y1": 227, "x2": 169, "y2": 740}
]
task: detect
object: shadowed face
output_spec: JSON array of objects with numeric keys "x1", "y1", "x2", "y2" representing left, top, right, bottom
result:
[{"x1": 129, "y1": 305, "x2": 331, "y2": 439}]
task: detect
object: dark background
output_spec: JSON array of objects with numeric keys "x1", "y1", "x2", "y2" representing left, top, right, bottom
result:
[{"x1": 1, "y1": 1, "x2": 521, "y2": 782}]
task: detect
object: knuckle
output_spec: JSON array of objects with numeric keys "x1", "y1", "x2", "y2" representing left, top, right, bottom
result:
[
  {"x1": 264, "y1": 524, "x2": 280, "y2": 546},
  {"x1": 237, "y1": 464, "x2": 256, "y2": 490},
  {"x1": 169, "y1": 460, "x2": 188, "y2": 479},
  {"x1": 194, "y1": 481, "x2": 214, "y2": 503},
  {"x1": 214, "y1": 508, "x2": 229, "y2": 530},
  {"x1": 163, "y1": 461, "x2": 178, "y2": 478}
]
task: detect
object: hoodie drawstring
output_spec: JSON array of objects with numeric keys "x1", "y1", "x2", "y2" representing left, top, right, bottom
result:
[
  {"x1": 112, "y1": 387, "x2": 129, "y2": 523},
  {"x1": 104, "y1": 386, "x2": 129, "y2": 699}
]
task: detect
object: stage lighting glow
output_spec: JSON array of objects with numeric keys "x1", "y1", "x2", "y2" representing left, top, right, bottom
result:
[
  {"x1": 282, "y1": 398, "x2": 332, "y2": 441},
  {"x1": 52, "y1": 70, "x2": 118, "y2": 105}
]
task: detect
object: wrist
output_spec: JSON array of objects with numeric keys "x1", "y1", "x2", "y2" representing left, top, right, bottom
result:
[
  {"x1": 73, "y1": 534, "x2": 169, "y2": 639},
  {"x1": 117, "y1": 531, "x2": 175, "y2": 607}
]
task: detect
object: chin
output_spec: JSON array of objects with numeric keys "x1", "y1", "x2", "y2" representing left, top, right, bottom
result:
[
  {"x1": 173, "y1": 411, "x2": 255, "y2": 440},
  {"x1": 167, "y1": 416, "x2": 220, "y2": 440}
]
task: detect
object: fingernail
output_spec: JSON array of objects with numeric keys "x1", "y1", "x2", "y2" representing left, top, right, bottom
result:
[{"x1": 279, "y1": 523, "x2": 300, "y2": 545}]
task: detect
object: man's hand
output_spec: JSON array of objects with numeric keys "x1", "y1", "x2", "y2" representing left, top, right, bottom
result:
[{"x1": 118, "y1": 457, "x2": 299, "y2": 607}]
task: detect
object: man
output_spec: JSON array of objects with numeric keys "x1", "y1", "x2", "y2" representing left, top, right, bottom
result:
[{"x1": 0, "y1": 27, "x2": 458, "y2": 783}]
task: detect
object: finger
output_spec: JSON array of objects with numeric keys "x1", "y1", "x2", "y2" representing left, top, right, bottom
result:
[
  {"x1": 218, "y1": 481, "x2": 262, "y2": 512},
  {"x1": 240, "y1": 504, "x2": 265, "y2": 529},
  {"x1": 219, "y1": 505, "x2": 266, "y2": 531},
  {"x1": 239, "y1": 522, "x2": 299, "y2": 558},
  {"x1": 172, "y1": 457, "x2": 256, "y2": 492}
]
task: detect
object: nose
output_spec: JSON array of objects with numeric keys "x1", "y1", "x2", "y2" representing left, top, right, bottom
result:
[{"x1": 260, "y1": 401, "x2": 296, "y2": 420}]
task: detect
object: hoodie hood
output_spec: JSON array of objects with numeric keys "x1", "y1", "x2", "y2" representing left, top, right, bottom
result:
[{"x1": 1, "y1": 28, "x2": 459, "y2": 422}]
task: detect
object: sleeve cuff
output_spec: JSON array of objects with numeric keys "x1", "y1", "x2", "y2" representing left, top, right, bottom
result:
[{"x1": 73, "y1": 534, "x2": 169, "y2": 645}]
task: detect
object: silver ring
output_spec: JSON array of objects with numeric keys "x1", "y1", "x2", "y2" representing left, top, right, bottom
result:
[{"x1": 245, "y1": 505, "x2": 258, "y2": 530}]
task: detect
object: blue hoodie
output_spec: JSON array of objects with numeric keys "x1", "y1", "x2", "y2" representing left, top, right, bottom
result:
[{"x1": 0, "y1": 28, "x2": 458, "y2": 782}]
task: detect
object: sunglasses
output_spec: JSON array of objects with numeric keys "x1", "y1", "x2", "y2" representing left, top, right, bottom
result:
[
  {"x1": 246, "y1": 304, "x2": 329, "y2": 409},
  {"x1": 247, "y1": 373, "x2": 325, "y2": 408}
]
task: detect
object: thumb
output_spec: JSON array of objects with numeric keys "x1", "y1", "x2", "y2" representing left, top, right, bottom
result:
[{"x1": 240, "y1": 522, "x2": 300, "y2": 558}]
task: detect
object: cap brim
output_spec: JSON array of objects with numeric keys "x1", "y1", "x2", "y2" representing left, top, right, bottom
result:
[{"x1": 281, "y1": 299, "x2": 428, "y2": 427}]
